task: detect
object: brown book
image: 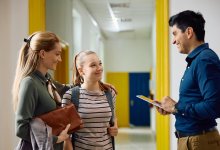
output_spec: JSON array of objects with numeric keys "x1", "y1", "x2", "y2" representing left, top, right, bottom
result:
[{"x1": 36, "y1": 104, "x2": 83, "y2": 135}]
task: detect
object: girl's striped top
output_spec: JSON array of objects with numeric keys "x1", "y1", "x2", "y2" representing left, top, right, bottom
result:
[{"x1": 62, "y1": 87, "x2": 116, "y2": 150}]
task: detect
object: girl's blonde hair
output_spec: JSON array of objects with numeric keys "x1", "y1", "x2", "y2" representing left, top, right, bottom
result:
[
  {"x1": 12, "y1": 31, "x2": 60, "y2": 111},
  {"x1": 72, "y1": 50, "x2": 117, "y2": 93}
]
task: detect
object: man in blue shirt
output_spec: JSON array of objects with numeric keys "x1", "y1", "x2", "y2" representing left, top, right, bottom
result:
[{"x1": 157, "y1": 10, "x2": 220, "y2": 150}]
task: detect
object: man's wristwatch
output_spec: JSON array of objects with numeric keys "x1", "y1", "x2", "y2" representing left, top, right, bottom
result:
[{"x1": 172, "y1": 103, "x2": 178, "y2": 114}]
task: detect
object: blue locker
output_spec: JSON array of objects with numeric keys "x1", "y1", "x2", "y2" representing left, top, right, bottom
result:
[{"x1": 129, "y1": 72, "x2": 150, "y2": 126}]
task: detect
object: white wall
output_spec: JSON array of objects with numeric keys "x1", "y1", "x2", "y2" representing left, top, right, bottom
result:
[
  {"x1": 105, "y1": 38, "x2": 152, "y2": 72},
  {"x1": 72, "y1": 0, "x2": 106, "y2": 80},
  {"x1": 169, "y1": 1, "x2": 220, "y2": 149},
  {"x1": 0, "y1": 0, "x2": 28, "y2": 149},
  {"x1": 46, "y1": 0, "x2": 74, "y2": 82},
  {"x1": 150, "y1": 11, "x2": 157, "y2": 135},
  {"x1": 46, "y1": 0, "x2": 73, "y2": 50},
  {"x1": 46, "y1": 0, "x2": 105, "y2": 83},
  {"x1": 73, "y1": 0, "x2": 104, "y2": 55}
]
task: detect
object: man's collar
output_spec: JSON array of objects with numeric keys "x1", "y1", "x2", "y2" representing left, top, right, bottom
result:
[{"x1": 186, "y1": 43, "x2": 209, "y2": 63}]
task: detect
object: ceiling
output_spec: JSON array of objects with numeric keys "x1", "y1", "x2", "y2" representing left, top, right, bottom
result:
[{"x1": 81, "y1": 0, "x2": 155, "y2": 39}]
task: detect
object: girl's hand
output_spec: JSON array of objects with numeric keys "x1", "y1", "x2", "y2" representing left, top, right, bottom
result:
[{"x1": 107, "y1": 124, "x2": 118, "y2": 136}]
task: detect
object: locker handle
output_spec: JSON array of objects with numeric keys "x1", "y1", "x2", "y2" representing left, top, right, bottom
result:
[{"x1": 130, "y1": 100, "x2": 134, "y2": 106}]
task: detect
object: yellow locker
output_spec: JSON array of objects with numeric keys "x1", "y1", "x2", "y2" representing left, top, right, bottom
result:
[
  {"x1": 106, "y1": 72, "x2": 129, "y2": 127},
  {"x1": 54, "y1": 42, "x2": 69, "y2": 84}
]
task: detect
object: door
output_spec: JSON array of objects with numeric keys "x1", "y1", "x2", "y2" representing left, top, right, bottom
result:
[
  {"x1": 129, "y1": 72, "x2": 150, "y2": 126},
  {"x1": 106, "y1": 72, "x2": 129, "y2": 127}
]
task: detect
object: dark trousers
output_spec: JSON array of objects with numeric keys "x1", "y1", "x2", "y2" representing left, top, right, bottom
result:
[{"x1": 177, "y1": 130, "x2": 220, "y2": 150}]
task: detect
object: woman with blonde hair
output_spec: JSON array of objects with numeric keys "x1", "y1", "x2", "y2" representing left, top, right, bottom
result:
[
  {"x1": 13, "y1": 31, "x2": 70, "y2": 150},
  {"x1": 62, "y1": 50, "x2": 118, "y2": 150}
]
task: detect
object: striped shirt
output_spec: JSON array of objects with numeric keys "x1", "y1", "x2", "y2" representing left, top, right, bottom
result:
[{"x1": 62, "y1": 88, "x2": 116, "y2": 150}]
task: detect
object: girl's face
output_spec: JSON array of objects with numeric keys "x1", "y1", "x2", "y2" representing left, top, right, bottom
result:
[
  {"x1": 40, "y1": 42, "x2": 62, "y2": 71},
  {"x1": 80, "y1": 53, "x2": 103, "y2": 82}
]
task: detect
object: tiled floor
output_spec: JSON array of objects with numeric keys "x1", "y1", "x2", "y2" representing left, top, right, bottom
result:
[{"x1": 115, "y1": 127, "x2": 156, "y2": 150}]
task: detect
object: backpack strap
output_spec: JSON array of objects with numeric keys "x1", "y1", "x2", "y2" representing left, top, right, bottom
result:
[
  {"x1": 105, "y1": 90, "x2": 114, "y2": 126},
  {"x1": 70, "y1": 86, "x2": 80, "y2": 148},
  {"x1": 71, "y1": 86, "x2": 80, "y2": 110},
  {"x1": 105, "y1": 90, "x2": 115, "y2": 150}
]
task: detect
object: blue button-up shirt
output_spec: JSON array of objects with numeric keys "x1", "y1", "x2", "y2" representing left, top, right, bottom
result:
[{"x1": 175, "y1": 43, "x2": 220, "y2": 133}]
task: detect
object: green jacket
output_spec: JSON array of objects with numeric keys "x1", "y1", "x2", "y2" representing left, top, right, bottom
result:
[{"x1": 16, "y1": 70, "x2": 63, "y2": 149}]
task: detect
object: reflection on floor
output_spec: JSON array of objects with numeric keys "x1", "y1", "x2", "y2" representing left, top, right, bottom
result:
[{"x1": 115, "y1": 127, "x2": 156, "y2": 150}]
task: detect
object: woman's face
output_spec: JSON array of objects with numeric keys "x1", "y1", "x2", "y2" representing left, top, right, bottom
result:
[
  {"x1": 80, "y1": 53, "x2": 103, "y2": 82},
  {"x1": 40, "y1": 42, "x2": 62, "y2": 71}
]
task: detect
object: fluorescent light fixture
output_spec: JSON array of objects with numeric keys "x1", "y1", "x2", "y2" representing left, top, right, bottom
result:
[
  {"x1": 110, "y1": 3, "x2": 130, "y2": 8},
  {"x1": 107, "y1": 1, "x2": 119, "y2": 32},
  {"x1": 91, "y1": 17, "x2": 98, "y2": 27}
]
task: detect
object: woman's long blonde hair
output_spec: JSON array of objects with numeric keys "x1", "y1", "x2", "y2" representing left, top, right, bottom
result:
[
  {"x1": 72, "y1": 50, "x2": 117, "y2": 94},
  {"x1": 12, "y1": 31, "x2": 60, "y2": 111}
]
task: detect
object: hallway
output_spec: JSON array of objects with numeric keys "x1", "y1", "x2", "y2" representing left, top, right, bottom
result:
[{"x1": 116, "y1": 127, "x2": 156, "y2": 150}]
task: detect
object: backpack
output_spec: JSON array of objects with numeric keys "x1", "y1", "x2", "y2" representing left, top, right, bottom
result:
[{"x1": 71, "y1": 86, "x2": 115, "y2": 150}]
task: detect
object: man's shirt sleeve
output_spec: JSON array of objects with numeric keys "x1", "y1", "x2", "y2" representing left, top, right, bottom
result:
[{"x1": 176, "y1": 56, "x2": 220, "y2": 120}]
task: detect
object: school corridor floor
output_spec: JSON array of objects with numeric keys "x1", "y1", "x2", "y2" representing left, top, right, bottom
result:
[{"x1": 115, "y1": 127, "x2": 156, "y2": 150}]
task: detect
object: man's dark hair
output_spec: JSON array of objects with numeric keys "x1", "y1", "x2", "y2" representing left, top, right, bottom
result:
[{"x1": 169, "y1": 10, "x2": 206, "y2": 41}]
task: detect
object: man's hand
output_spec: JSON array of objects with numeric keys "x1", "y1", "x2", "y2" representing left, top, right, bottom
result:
[
  {"x1": 161, "y1": 96, "x2": 177, "y2": 113},
  {"x1": 154, "y1": 100, "x2": 171, "y2": 115}
]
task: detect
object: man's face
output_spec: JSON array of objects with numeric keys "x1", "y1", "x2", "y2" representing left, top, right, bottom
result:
[{"x1": 171, "y1": 25, "x2": 190, "y2": 54}]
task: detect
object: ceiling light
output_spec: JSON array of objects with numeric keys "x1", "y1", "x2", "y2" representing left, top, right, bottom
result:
[{"x1": 110, "y1": 3, "x2": 130, "y2": 8}]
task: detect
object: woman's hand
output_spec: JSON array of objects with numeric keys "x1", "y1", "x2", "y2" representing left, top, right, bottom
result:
[{"x1": 57, "y1": 124, "x2": 71, "y2": 143}]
